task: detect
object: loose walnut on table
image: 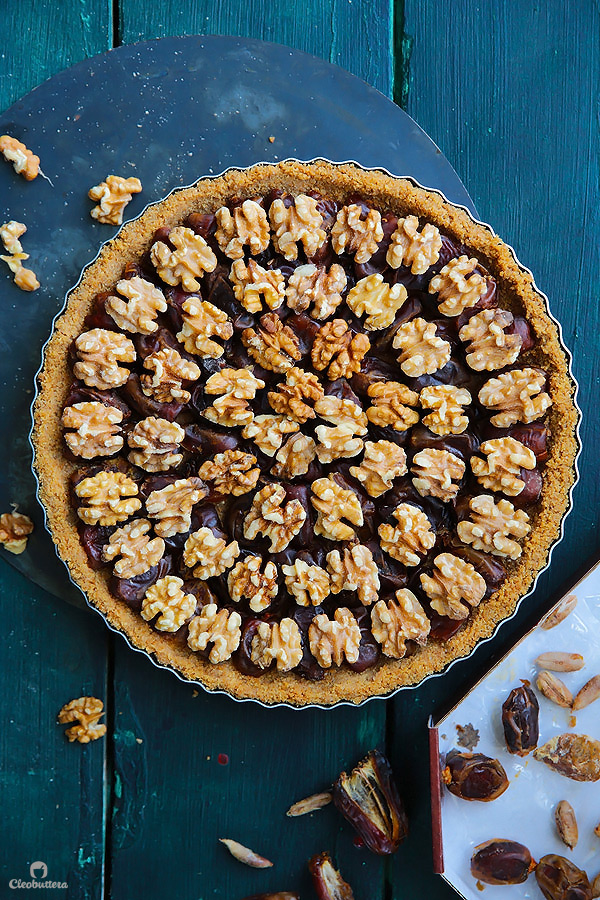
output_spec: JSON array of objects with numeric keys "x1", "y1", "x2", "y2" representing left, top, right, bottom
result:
[
  {"x1": 141, "y1": 575, "x2": 196, "y2": 632},
  {"x1": 371, "y1": 589, "x2": 431, "y2": 658},
  {"x1": 243, "y1": 483, "x2": 306, "y2": 553},
  {"x1": 459, "y1": 308, "x2": 522, "y2": 371},
  {"x1": 183, "y1": 527, "x2": 240, "y2": 579},
  {"x1": 349, "y1": 440, "x2": 407, "y2": 497},
  {"x1": 331, "y1": 203, "x2": 383, "y2": 263},
  {"x1": 308, "y1": 608, "x2": 362, "y2": 668},
  {"x1": 286, "y1": 263, "x2": 347, "y2": 319},
  {"x1": 457, "y1": 494, "x2": 531, "y2": 559},
  {"x1": 429, "y1": 255, "x2": 489, "y2": 316},
  {"x1": 479, "y1": 368, "x2": 551, "y2": 427},
  {"x1": 75, "y1": 471, "x2": 141, "y2": 526},
  {"x1": 227, "y1": 555, "x2": 278, "y2": 612},
  {"x1": 282, "y1": 559, "x2": 331, "y2": 607},
  {"x1": 229, "y1": 258, "x2": 285, "y2": 312},
  {"x1": 327, "y1": 544, "x2": 380, "y2": 606},
  {"x1": 242, "y1": 313, "x2": 302, "y2": 372},
  {"x1": 378, "y1": 503, "x2": 435, "y2": 566},
  {"x1": 62, "y1": 401, "x2": 124, "y2": 459},
  {"x1": 420, "y1": 384, "x2": 472, "y2": 435},
  {"x1": 471, "y1": 437, "x2": 536, "y2": 496},
  {"x1": 57, "y1": 697, "x2": 106, "y2": 744},
  {"x1": 411, "y1": 448, "x2": 465, "y2": 501},
  {"x1": 102, "y1": 518, "x2": 165, "y2": 578},
  {"x1": 346, "y1": 274, "x2": 408, "y2": 330},
  {"x1": 366, "y1": 381, "x2": 419, "y2": 431},
  {"x1": 0, "y1": 510, "x2": 34, "y2": 554},
  {"x1": 215, "y1": 200, "x2": 270, "y2": 259},
  {"x1": 0, "y1": 135, "x2": 40, "y2": 180},
  {"x1": 177, "y1": 297, "x2": 233, "y2": 358},
  {"x1": 311, "y1": 319, "x2": 370, "y2": 381},
  {"x1": 268, "y1": 367, "x2": 324, "y2": 422},
  {"x1": 145, "y1": 477, "x2": 206, "y2": 537},
  {"x1": 420, "y1": 552, "x2": 486, "y2": 620},
  {"x1": 73, "y1": 328, "x2": 136, "y2": 390},
  {"x1": 187, "y1": 605, "x2": 242, "y2": 662},
  {"x1": 311, "y1": 476, "x2": 363, "y2": 541},
  {"x1": 127, "y1": 417, "x2": 185, "y2": 472},
  {"x1": 386, "y1": 216, "x2": 442, "y2": 274},
  {"x1": 105, "y1": 277, "x2": 167, "y2": 334},
  {"x1": 269, "y1": 194, "x2": 326, "y2": 260},
  {"x1": 393, "y1": 317, "x2": 451, "y2": 377},
  {"x1": 88, "y1": 175, "x2": 142, "y2": 226},
  {"x1": 250, "y1": 618, "x2": 303, "y2": 672},
  {"x1": 151, "y1": 225, "x2": 217, "y2": 291},
  {"x1": 198, "y1": 449, "x2": 260, "y2": 496}
]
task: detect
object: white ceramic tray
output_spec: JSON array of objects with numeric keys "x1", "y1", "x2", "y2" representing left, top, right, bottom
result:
[{"x1": 432, "y1": 558, "x2": 600, "y2": 898}]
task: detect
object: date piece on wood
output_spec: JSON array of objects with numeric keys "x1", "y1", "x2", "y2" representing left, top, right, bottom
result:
[
  {"x1": 333, "y1": 749, "x2": 408, "y2": 854},
  {"x1": 309, "y1": 852, "x2": 355, "y2": 900}
]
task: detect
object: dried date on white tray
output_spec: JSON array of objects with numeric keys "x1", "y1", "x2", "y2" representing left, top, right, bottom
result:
[{"x1": 432, "y1": 557, "x2": 600, "y2": 900}]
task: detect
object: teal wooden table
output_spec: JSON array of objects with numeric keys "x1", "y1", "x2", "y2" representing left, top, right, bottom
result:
[{"x1": 1, "y1": 3, "x2": 598, "y2": 898}]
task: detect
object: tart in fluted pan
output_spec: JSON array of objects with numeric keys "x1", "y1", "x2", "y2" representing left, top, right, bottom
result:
[{"x1": 33, "y1": 160, "x2": 578, "y2": 706}]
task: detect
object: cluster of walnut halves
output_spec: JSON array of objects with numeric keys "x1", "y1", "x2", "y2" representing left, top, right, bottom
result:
[{"x1": 0, "y1": 220, "x2": 39, "y2": 290}]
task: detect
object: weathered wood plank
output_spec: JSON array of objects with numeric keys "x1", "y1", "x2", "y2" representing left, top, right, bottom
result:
[
  {"x1": 118, "y1": 0, "x2": 394, "y2": 97},
  {"x1": 0, "y1": 566, "x2": 109, "y2": 899},
  {"x1": 391, "y1": 2, "x2": 600, "y2": 896},
  {"x1": 0, "y1": 0, "x2": 112, "y2": 111},
  {"x1": 0, "y1": 2, "x2": 112, "y2": 896}
]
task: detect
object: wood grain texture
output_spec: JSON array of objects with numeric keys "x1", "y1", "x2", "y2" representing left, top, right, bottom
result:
[
  {"x1": 118, "y1": 0, "x2": 394, "y2": 97},
  {"x1": 0, "y1": 566, "x2": 108, "y2": 899},
  {"x1": 0, "y1": 0, "x2": 111, "y2": 111}
]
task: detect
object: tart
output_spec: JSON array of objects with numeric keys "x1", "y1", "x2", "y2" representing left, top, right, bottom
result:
[{"x1": 32, "y1": 160, "x2": 579, "y2": 706}]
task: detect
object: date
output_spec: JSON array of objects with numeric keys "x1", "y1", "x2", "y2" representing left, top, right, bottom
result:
[
  {"x1": 502, "y1": 682, "x2": 539, "y2": 755},
  {"x1": 535, "y1": 854, "x2": 592, "y2": 900},
  {"x1": 470, "y1": 839, "x2": 535, "y2": 885},
  {"x1": 333, "y1": 750, "x2": 408, "y2": 854},
  {"x1": 442, "y1": 750, "x2": 509, "y2": 801},
  {"x1": 309, "y1": 852, "x2": 355, "y2": 900}
]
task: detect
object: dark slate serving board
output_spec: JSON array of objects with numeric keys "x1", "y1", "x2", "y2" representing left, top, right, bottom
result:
[{"x1": 0, "y1": 34, "x2": 476, "y2": 605}]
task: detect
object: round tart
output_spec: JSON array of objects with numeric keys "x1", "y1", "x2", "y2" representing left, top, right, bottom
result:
[{"x1": 32, "y1": 160, "x2": 579, "y2": 706}]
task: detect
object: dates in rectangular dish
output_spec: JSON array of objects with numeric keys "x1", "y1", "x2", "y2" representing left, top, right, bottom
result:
[
  {"x1": 470, "y1": 839, "x2": 535, "y2": 885},
  {"x1": 535, "y1": 854, "x2": 592, "y2": 900},
  {"x1": 442, "y1": 749, "x2": 509, "y2": 801},
  {"x1": 332, "y1": 749, "x2": 408, "y2": 854},
  {"x1": 502, "y1": 682, "x2": 539, "y2": 755},
  {"x1": 309, "y1": 852, "x2": 355, "y2": 900}
]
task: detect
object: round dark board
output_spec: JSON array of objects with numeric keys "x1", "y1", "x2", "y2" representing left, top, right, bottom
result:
[{"x1": 0, "y1": 35, "x2": 476, "y2": 605}]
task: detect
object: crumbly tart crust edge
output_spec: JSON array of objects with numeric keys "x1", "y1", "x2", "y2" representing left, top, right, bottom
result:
[{"x1": 32, "y1": 160, "x2": 579, "y2": 707}]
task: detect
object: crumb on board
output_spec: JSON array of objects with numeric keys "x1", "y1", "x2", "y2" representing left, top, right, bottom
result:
[{"x1": 456, "y1": 722, "x2": 480, "y2": 751}]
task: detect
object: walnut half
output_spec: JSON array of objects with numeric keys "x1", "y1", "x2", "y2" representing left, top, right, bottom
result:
[
  {"x1": 187, "y1": 605, "x2": 242, "y2": 662},
  {"x1": 331, "y1": 204, "x2": 383, "y2": 263},
  {"x1": 311, "y1": 476, "x2": 363, "y2": 541},
  {"x1": 73, "y1": 328, "x2": 136, "y2": 390},
  {"x1": 393, "y1": 317, "x2": 451, "y2": 377},
  {"x1": 145, "y1": 477, "x2": 206, "y2": 537},
  {"x1": 127, "y1": 417, "x2": 185, "y2": 472},
  {"x1": 327, "y1": 544, "x2": 380, "y2": 606},
  {"x1": 366, "y1": 382, "x2": 419, "y2": 431},
  {"x1": 57, "y1": 697, "x2": 106, "y2": 743},
  {"x1": 311, "y1": 319, "x2": 370, "y2": 381},
  {"x1": 411, "y1": 448, "x2": 465, "y2": 502},
  {"x1": 0, "y1": 510, "x2": 34, "y2": 554},
  {"x1": 62, "y1": 401, "x2": 124, "y2": 459},
  {"x1": 429, "y1": 256, "x2": 490, "y2": 316},
  {"x1": 250, "y1": 619, "x2": 303, "y2": 672},
  {"x1": 386, "y1": 216, "x2": 442, "y2": 274},
  {"x1": 243, "y1": 483, "x2": 306, "y2": 553},
  {"x1": 479, "y1": 368, "x2": 551, "y2": 427},
  {"x1": 378, "y1": 503, "x2": 435, "y2": 566},
  {"x1": 371, "y1": 589, "x2": 431, "y2": 658},
  {"x1": 308, "y1": 608, "x2": 362, "y2": 668},
  {"x1": 346, "y1": 274, "x2": 408, "y2": 330},
  {"x1": 457, "y1": 494, "x2": 531, "y2": 559},
  {"x1": 282, "y1": 559, "x2": 331, "y2": 607},
  {"x1": 286, "y1": 263, "x2": 347, "y2": 318},
  {"x1": 102, "y1": 518, "x2": 165, "y2": 578},
  {"x1": 349, "y1": 440, "x2": 407, "y2": 497},
  {"x1": 227, "y1": 555, "x2": 278, "y2": 613},
  {"x1": 141, "y1": 575, "x2": 196, "y2": 632},
  {"x1": 75, "y1": 470, "x2": 141, "y2": 526},
  {"x1": 105, "y1": 277, "x2": 167, "y2": 334},
  {"x1": 88, "y1": 175, "x2": 142, "y2": 225},
  {"x1": 151, "y1": 226, "x2": 217, "y2": 291},
  {"x1": 470, "y1": 437, "x2": 536, "y2": 496},
  {"x1": 183, "y1": 528, "x2": 240, "y2": 579},
  {"x1": 420, "y1": 552, "x2": 486, "y2": 620}
]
